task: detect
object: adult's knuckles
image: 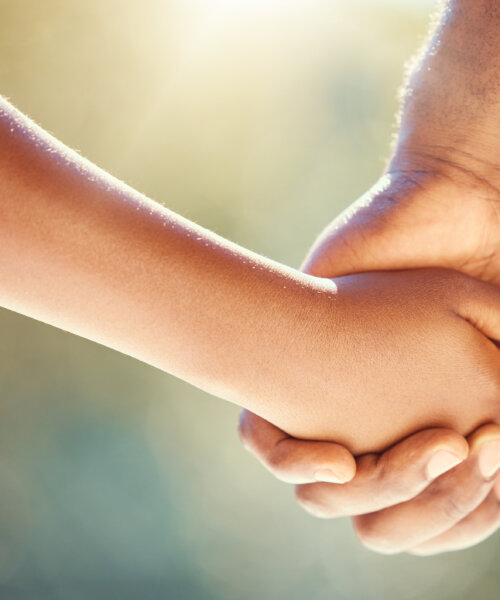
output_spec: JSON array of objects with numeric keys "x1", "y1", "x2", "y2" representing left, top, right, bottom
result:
[
  {"x1": 352, "y1": 515, "x2": 406, "y2": 555},
  {"x1": 265, "y1": 448, "x2": 295, "y2": 479},
  {"x1": 295, "y1": 485, "x2": 338, "y2": 519},
  {"x1": 438, "y1": 494, "x2": 474, "y2": 523},
  {"x1": 425, "y1": 474, "x2": 489, "y2": 526}
]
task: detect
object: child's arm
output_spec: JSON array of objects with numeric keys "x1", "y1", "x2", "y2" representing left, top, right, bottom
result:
[{"x1": 1, "y1": 97, "x2": 500, "y2": 455}]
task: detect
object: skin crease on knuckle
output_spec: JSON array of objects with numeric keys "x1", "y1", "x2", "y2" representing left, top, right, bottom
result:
[
  {"x1": 356, "y1": 500, "x2": 482, "y2": 557},
  {"x1": 351, "y1": 451, "x2": 499, "y2": 556},
  {"x1": 409, "y1": 491, "x2": 500, "y2": 556},
  {"x1": 439, "y1": 493, "x2": 476, "y2": 524},
  {"x1": 352, "y1": 516, "x2": 404, "y2": 555},
  {"x1": 294, "y1": 427, "x2": 475, "y2": 526},
  {"x1": 266, "y1": 447, "x2": 293, "y2": 480},
  {"x1": 295, "y1": 485, "x2": 336, "y2": 519}
]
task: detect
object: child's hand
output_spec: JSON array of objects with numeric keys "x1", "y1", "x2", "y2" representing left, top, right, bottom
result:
[
  {"x1": 269, "y1": 268, "x2": 500, "y2": 454},
  {"x1": 240, "y1": 412, "x2": 500, "y2": 554}
]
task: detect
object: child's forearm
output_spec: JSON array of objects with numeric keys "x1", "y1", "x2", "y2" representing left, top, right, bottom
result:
[
  {"x1": 0, "y1": 98, "x2": 339, "y2": 427},
  {"x1": 4, "y1": 98, "x2": 500, "y2": 455}
]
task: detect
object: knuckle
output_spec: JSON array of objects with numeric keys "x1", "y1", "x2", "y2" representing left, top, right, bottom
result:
[
  {"x1": 267, "y1": 446, "x2": 301, "y2": 482},
  {"x1": 439, "y1": 495, "x2": 471, "y2": 522},
  {"x1": 295, "y1": 485, "x2": 331, "y2": 519},
  {"x1": 353, "y1": 516, "x2": 404, "y2": 555},
  {"x1": 266, "y1": 450, "x2": 288, "y2": 478},
  {"x1": 371, "y1": 461, "x2": 413, "y2": 503}
]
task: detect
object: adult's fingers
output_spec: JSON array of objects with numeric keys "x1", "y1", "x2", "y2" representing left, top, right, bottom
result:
[
  {"x1": 352, "y1": 424, "x2": 500, "y2": 554},
  {"x1": 295, "y1": 428, "x2": 468, "y2": 518},
  {"x1": 238, "y1": 409, "x2": 355, "y2": 484},
  {"x1": 301, "y1": 175, "x2": 489, "y2": 281},
  {"x1": 408, "y1": 487, "x2": 500, "y2": 556}
]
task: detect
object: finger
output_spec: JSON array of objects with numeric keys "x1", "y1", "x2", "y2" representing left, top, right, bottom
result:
[
  {"x1": 295, "y1": 428, "x2": 468, "y2": 518},
  {"x1": 408, "y1": 490, "x2": 500, "y2": 556},
  {"x1": 456, "y1": 272, "x2": 500, "y2": 342},
  {"x1": 352, "y1": 424, "x2": 500, "y2": 554},
  {"x1": 300, "y1": 177, "x2": 474, "y2": 280},
  {"x1": 238, "y1": 410, "x2": 355, "y2": 484}
]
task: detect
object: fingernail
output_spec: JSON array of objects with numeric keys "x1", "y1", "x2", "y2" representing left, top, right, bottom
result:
[
  {"x1": 314, "y1": 468, "x2": 348, "y2": 484},
  {"x1": 478, "y1": 441, "x2": 500, "y2": 479},
  {"x1": 426, "y1": 451, "x2": 463, "y2": 480}
]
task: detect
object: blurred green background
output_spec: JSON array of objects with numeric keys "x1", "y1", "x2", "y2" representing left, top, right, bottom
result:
[{"x1": 1, "y1": 0, "x2": 499, "y2": 598}]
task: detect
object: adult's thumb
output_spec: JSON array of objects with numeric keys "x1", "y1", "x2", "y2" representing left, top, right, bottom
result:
[{"x1": 301, "y1": 175, "x2": 475, "y2": 279}]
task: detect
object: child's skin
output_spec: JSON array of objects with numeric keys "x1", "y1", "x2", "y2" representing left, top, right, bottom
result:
[
  {"x1": 240, "y1": 0, "x2": 500, "y2": 554},
  {"x1": 1, "y1": 98, "x2": 500, "y2": 457}
]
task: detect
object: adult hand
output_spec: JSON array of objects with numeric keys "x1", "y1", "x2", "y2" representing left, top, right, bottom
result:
[
  {"x1": 239, "y1": 0, "x2": 500, "y2": 554},
  {"x1": 240, "y1": 412, "x2": 500, "y2": 554},
  {"x1": 239, "y1": 168, "x2": 500, "y2": 555}
]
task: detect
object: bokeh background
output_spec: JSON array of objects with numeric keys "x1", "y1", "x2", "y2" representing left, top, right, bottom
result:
[{"x1": 1, "y1": 0, "x2": 499, "y2": 598}]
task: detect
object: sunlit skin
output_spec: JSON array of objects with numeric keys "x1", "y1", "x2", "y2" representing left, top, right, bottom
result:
[
  {"x1": 3, "y1": 94, "x2": 500, "y2": 460},
  {"x1": 241, "y1": 0, "x2": 500, "y2": 555},
  {"x1": 4, "y1": 0, "x2": 500, "y2": 558}
]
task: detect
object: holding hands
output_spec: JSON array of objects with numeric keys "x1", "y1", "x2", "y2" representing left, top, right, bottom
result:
[
  {"x1": 240, "y1": 172, "x2": 500, "y2": 555},
  {"x1": 240, "y1": 0, "x2": 500, "y2": 554},
  {"x1": 3, "y1": 0, "x2": 500, "y2": 562}
]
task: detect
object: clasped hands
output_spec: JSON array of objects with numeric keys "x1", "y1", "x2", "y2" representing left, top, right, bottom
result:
[
  {"x1": 239, "y1": 163, "x2": 500, "y2": 556},
  {"x1": 241, "y1": 0, "x2": 500, "y2": 551}
]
